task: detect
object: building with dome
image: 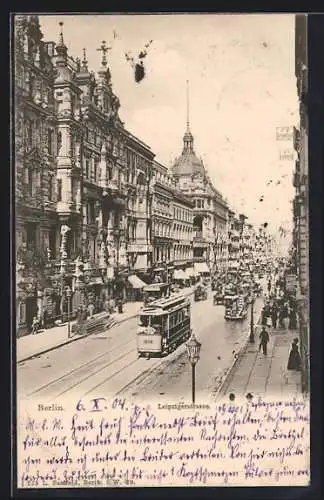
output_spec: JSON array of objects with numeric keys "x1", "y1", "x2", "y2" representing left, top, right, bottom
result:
[{"x1": 170, "y1": 85, "x2": 229, "y2": 273}]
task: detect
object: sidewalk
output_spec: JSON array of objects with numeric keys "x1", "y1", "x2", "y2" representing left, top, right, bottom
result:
[
  {"x1": 16, "y1": 286, "x2": 195, "y2": 364},
  {"x1": 218, "y1": 322, "x2": 302, "y2": 398}
]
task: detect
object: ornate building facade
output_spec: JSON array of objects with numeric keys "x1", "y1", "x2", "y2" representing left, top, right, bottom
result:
[
  {"x1": 227, "y1": 211, "x2": 242, "y2": 271},
  {"x1": 293, "y1": 14, "x2": 309, "y2": 393},
  {"x1": 15, "y1": 16, "x2": 60, "y2": 335},
  {"x1": 14, "y1": 16, "x2": 154, "y2": 335},
  {"x1": 172, "y1": 190, "x2": 194, "y2": 273},
  {"x1": 151, "y1": 161, "x2": 175, "y2": 282},
  {"x1": 171, "y1": 119, "x2": 229, "y2": 274}
]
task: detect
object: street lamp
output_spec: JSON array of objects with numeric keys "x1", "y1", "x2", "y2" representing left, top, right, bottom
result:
[
  {"x1": 66, "y1": 285, "x2": 72, "y2": 338},
  {"x1": 249, "y1": 292, "x2": 255, "y2": 343},
  {"x1": 186, "y1": 332, "x2": 202, "y2": 404}
]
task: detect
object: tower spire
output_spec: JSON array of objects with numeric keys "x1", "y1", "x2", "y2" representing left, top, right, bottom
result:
[
  {"x1": 82, "y1": 48, "x2": 88, "y2": 71},
  {"x1": 183, "y1": 79, "x2": 194, "y2": 153},
  {"x1": 186, "y1": 79, "x2": 190, "y2": 131},
  {"x1": 58, "y1": 21, "x2": 65, "y2": 46},
  {"x1": 56, "y1": 21, "x2": 67, "y2": 59}
]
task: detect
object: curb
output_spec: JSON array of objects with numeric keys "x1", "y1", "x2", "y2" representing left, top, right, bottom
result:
[
  {"x1": 17, "y1": 289, "x2": 195, "y2": 364},
  {"x1": 215, "y1": 303, "x2": 264, "y2": 399},
  {"x1": 17, "y1": 312, "x2": 138, "y2": 364}
]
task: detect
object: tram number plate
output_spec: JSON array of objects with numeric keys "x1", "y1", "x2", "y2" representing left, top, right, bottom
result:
[{"x1": 143, "y1": 339, "x2": 153, "y2": 344}]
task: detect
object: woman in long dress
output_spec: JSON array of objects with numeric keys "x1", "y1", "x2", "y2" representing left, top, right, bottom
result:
[{"x1": 287, "y1": 338, "x2": 302, "y2": 371}]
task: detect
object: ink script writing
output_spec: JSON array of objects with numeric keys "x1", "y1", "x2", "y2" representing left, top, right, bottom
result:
[{"x1": 18, "y1": 397, "x2": 310, "y2": 488}]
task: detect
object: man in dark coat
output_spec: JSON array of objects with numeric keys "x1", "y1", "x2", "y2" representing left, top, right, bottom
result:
[
  {"x1": 271, "y1": 304, "x2": 278, "y2": 329},
  {"x1": 259, "y1": 326, "x2": 270, "y2": 355}
]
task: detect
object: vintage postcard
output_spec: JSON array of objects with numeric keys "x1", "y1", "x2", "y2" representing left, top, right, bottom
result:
[{"x1": 13, "y1": 13, "x2": 310, "y2": 489}]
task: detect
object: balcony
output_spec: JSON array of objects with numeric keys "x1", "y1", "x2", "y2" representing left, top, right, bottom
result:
[{"x1": 127, "y1": 243, "x2": 153, "y2": 253}]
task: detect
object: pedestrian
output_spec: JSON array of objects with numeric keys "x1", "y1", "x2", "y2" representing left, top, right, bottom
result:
[
  {"x1": 278, "y1": 307, "x2": 285, "y2": 329},
  {"x1": 109, "y1": 297, "x2": 115, "y2": 314},
  {"x1": 267, "y1": 280, "x2": 271, "y2": 294},
  {"x1": 288, "y1": 308, "x2": 297, "y2": 330},
  {"x1": 42, "y1": 309, "x2": 48, "y2": 329},
  {"x1": 259, "y1": 326, "x2": 270, "y2": 355},
  {"x1": 271, "y1": 305, "x2": 278, "y2": 329},
  {"x1": 261, "y1": 307, "x2": 267, "y2": 326},
  {"x1": 88, "y1": 302, "x2": 95, "y2": 318},
  {"x1": 287, "y1": 338, "x2": 302, "y2": 371},
  {"x1": 31, "y1": 315, "x2": 39, "y2": 335},
  {"x1": 117, "y1": 298, "x2": 123, "y2": 314}
]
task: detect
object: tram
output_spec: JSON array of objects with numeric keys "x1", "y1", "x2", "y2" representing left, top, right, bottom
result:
[{"x1": 137, "y1": 295, "x2": 191, "y2": 358}]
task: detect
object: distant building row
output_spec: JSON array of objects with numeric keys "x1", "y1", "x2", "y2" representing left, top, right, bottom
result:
[{"x1": 14, "y1": 15, "x2": 274, "y2": 335}]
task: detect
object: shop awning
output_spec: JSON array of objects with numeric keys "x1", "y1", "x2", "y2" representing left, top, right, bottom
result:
[
  {"x1": 174, "y1": 270, "x2": 187, "y2": 280},
  {"x1": 128, "y1": 275, "x2": 146, "y2": 289},
  {"x1": 185, "y1": 268, "x2": 195, "y2": 278},
  {"x1": 194, "y1": 262, "x2": 210, "y2": 274}
]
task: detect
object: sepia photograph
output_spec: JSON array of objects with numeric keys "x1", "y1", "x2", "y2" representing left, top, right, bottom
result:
[{"x1": 13, "y1": 12, "x2": 310, "y2": 489}]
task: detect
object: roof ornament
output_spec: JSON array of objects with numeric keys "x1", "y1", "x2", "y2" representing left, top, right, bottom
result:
[{"x1": 97, "y1": 40, "x2": 111, "y2": 68}]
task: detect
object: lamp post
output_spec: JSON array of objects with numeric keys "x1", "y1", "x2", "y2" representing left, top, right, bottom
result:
[
  {"x1": 66, "y1": 285, "x2": 72, "y2": 338},
  {"x1": 249, "y1": 292, "x2": 255, "y2": 343},
  {"x1": 186, "y1": 332, "x2": 202, "y2": 404}
]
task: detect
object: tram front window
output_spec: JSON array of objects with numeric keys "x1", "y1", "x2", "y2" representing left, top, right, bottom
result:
[
  {"x1": 139, "y1": 316, "x2": 149, "y2": 327},
  {"x1": 139, "y1": 316, "x2": 162, "y2": 329}
]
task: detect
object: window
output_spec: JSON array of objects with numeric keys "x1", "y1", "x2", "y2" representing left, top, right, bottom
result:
[
  {"x1": 85, "y1": 158, "x2": 90, "y2": 179},
  {"x1": 57, "y1": 131, "x2": 63, "y2": 156},
  {"x1": 88, "y1": 202, "x2": 96, "y2": 224},
  {"x1": 57, "y1": 179, "x2": 62, "y2": 201},
  {"x1": 94, "y1": 160, "x2": 98, "y2": 184},
  {"x1": 49, "y1": 228, "x2": 56, "y2": 258},
  {"x1": 48, "y1": 175, "x2": 53, "y2": 201},
  {"x1": 25, "y1": 167, "x2": 33, "y2": 196},
  {"x1": 26, "y1": 119, "x2": 33, "y2": 148},
  {"x1": 26, "y1": 223, "x2": 37, "y2": 249},
  {"x1": 47, "y1": 129, "x2": 53, "y2": 155}
]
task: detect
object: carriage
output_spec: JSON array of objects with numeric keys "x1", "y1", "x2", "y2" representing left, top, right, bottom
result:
[
  {"x1": 137, "y1": 295, "x2": 191, "y2": 358},
  {"x1": 194, "y1": 284, "x2": 208, "y2": 301},
  {"x1": 213, "y1": 287, "x2": 225, "y2": 305},
  {"x1": 224, "y1": 295, "x2": 247, "y2": 320}
]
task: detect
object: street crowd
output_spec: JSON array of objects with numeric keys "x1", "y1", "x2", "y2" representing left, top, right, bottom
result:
[{"x1": 258, "y1": 263, "x2": 301, "y2": 371}]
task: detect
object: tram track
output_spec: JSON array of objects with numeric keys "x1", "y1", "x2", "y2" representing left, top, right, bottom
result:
[
  {"x1": 23, "y1": 288, "x2": 259, "y2": 402},
  {"x1": 26, "y1": 336, "x2": 136, "y2": 400}
]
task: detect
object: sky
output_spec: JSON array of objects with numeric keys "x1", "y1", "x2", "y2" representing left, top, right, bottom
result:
[{"x1": 38, "y1": 13, "x2": 298, "y2": 236}]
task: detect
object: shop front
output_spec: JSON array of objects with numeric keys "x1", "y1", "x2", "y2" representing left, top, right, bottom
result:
[{"x1": 127, "y1": 274, "x2": 146, "y2": 302}]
